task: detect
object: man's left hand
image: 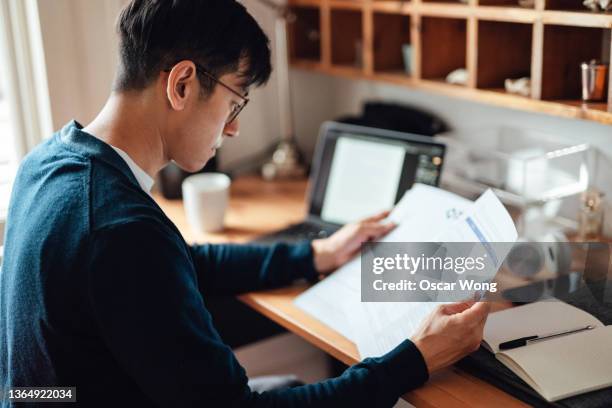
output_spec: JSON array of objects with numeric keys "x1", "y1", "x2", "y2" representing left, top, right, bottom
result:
[{"x1": 311, "y1": 211, "x2": 396, "y2": 275}]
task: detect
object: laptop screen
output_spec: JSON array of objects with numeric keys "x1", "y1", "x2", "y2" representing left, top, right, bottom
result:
[{"x1": 308, "y1": 123, "x2": 445, "y2": 225}]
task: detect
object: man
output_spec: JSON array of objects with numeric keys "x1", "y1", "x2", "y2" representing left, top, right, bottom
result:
[{"x1": 0, "y1": 0, "x2": 489, "y2": 406}]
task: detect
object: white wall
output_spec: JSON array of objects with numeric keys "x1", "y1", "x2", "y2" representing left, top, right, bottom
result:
[{"x1": 36, "y1": 0, "x2": 122, "y2": 130}]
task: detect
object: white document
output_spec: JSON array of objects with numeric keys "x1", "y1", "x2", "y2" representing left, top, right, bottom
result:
[
  {"x1": 294, "y1": 185, "x2": 518, "y2": 359},
  {"x1": 295, "y1": 185, "x2": 472, "y2": 339},
  {"x1": 349, "y1": 189, "x2": 517, "y2": 358}
]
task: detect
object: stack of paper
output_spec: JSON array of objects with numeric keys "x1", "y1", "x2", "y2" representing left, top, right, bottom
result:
[{"x1": 294, "y1": 184, "x2": 518, "y2": 359}]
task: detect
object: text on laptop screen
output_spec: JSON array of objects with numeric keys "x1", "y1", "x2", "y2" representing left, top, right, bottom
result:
[{"x1": 320, "y1": 134, "x2": 444, "y2": 225}]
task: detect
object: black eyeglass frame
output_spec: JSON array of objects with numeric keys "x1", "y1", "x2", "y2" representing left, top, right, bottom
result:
[{"x1": 164, "y1": 62, "x2": 249, "y2": 124}]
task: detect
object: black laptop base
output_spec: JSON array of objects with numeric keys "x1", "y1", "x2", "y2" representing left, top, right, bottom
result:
[{"x1": 252, "y1": 221, "x2": 340, "y2": 244}]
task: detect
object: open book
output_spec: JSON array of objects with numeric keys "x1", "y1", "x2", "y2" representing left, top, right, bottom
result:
[{"x1": 483, "y1": 301, "x2": 612, "y2": 402}]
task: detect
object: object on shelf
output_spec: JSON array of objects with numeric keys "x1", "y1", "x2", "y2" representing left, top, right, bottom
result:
[
  {"x1": 583, "y1": 0, "x2": 612, "y2": 11},
  {"x1": 580, "y1": 60, "x2": 609, "y2": 102},
  {"x1": 445, "y1": 68, "x2": 468, "y2": 85},
  {"x1": 504, "y1": 77, "x2": 531, "y2": 97},
  {"x1": 402, "y1": 44, "x2": 412, "y2": 75},
  {"x1": 518, "y1": 0, "x2": 535, "y2": 7},
  {"x1": 578, "y1": 188, "x2": 605, "y2": 240},
  {"x1": 541, "y1": 25, "x2": 606, "y2": 101},
  {"x1": 354, "y1": 39, "x2": 364, "y2": 69}
]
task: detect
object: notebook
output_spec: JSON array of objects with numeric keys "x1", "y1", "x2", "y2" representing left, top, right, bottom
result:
[{"x1": 482, "y1": 301, "x2": 612, "y2": 402}]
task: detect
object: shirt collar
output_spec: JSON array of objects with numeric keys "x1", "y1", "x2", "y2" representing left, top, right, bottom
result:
[
  {"x1": 109, "y1": 145, "x2": 155, "y2": 194},
  {"x1": 58, "y1": 120, "x2": 154, "y2": 195}
]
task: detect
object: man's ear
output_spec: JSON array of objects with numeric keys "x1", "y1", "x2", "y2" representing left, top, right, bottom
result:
[{"x1": 165, "y1": 60, "x2": 197, "y2": 111}]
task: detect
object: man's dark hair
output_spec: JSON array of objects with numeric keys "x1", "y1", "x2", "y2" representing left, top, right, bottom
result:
[{"x1": 115, "y1": 0, "x2": 272, "y2": 95}]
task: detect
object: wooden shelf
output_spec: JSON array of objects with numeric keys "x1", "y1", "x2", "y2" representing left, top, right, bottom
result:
[
  {"x1": 421, "y1": 17, "x2": 467, "y2": 82},
  {"x1": 476, "y1": 20, "x2": 532, "y2": 90},
  {"x1": 330, "y1": 8, "x2": 364, "y2": 67},
  {"x1": 545, "y1": 0, "x2": 607, "y2": 12},
  {"x1": 373, "y1": 12, "x2": 412, "y2": 74},
  {"x1": 541, "y1": 25, "x2": 607, "y2": 100},
  {"x1": 479, "y1": 0, "x2": 532, "y2": 7},
  {"x1": 287, "y1": 0, "x2": 612, "y2": 125},
  {"x1": 287, "y1": 6, "x2": 321, "y2": 62}
]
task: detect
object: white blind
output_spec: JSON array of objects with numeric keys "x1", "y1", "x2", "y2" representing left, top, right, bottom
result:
[
  {"x1": 0, "y1": 0, "x2": 53, "y2": 224},
  {"x1": 0, "y1": 75, "x2": 17, "y2": 220}
]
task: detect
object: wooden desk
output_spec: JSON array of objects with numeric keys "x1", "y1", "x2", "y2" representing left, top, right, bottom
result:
[{"x1": 155, "y1": 175, "x2": 528, "y2": 408}]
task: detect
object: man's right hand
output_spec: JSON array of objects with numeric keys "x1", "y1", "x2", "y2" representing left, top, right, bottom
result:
[{"x1": 411, "y1": 301, "x2": 490, "y2": 373}]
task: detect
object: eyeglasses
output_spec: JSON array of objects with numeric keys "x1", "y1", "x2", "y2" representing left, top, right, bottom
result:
[{"x1": 164, "y1": 63, "x2": 249, "y2": 124}]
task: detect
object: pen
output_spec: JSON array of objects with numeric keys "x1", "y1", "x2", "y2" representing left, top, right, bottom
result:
[{"x1": 498, "y1": 325, "x2": 595, "y2": 350}]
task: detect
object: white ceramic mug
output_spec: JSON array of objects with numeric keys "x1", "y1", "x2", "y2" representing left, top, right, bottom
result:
[{"x1": 182, "y1": 173, "x2": 231, "y2": 233}]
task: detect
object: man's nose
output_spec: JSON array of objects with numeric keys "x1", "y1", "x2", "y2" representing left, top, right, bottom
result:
[{"x1": 223, "y1": 118, "x2": 239, "y2": 138}]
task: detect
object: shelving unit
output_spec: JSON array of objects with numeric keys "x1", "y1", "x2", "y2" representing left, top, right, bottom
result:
[
  {"x1": 541, "y1": 25, "x2": 606, "y2": 100},
  {"x1": 330, "y1": 8, "x2": 364, "y2": 68},
  {"x1": 287, "y1": 6, "x2": 321, "y2": 62},
  {"x1": 545, "y1": 0, "x2": 587, "y2": 11},
  {"x1": 372, "y1": 12, "x2": 411, "y2": 74},
  {"x1": 286, "y1": 0, "x2": 612, "y2": 125},
  {"x1": 479, "y1": 0, "x2": 532, "y2": 7},
  {"x1": 421, "y1": 17, "x2": 467, "y2": 83},
  {"x1": 476, "y1": 20, "x2": 532, "y2": 91}
]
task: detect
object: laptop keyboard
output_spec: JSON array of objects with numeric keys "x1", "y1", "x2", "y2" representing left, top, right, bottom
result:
[{"x1": 252, "y1": 222, "x2": 338, "y2": 244}]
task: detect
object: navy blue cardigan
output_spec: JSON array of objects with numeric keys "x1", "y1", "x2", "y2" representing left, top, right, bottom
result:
[{"x1": 0, "y1": 121, "x2": 428, "y2": 407}]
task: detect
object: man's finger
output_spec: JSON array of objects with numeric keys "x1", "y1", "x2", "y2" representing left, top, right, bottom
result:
[
  {"x1": 363, "y1": 210, "x2": 391, "y2": 223},
  {"x1": 360, "y1": 222, "x2": 395, "y2": 239},
  {"x1": 456, "y1": 301, "x2": 490, "y2": 326},
  {"x1": 441, "y1": 300, "x2": 474, "y2": 315}
]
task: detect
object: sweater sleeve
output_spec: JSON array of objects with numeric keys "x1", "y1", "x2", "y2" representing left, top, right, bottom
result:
[
  {"x1": 190, "y1": 241, "x2": 320, "y2": 295},
  {"x1": 87, "y1": 220, "x2": 429, "y2": 407}
]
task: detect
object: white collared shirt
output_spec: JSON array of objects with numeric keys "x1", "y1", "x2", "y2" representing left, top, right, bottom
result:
[{"x1": 110, "y1": 145, "x2": 155, "y2": 195}]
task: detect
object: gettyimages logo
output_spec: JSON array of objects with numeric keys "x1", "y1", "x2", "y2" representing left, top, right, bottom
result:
[{"x1": 360, "y1": 241, "x2": 612, "y2": 303}]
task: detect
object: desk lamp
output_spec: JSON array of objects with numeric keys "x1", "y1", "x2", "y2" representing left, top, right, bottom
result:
[{"x1": 253, "y1": 0, "x2": 306, "y2": 180}]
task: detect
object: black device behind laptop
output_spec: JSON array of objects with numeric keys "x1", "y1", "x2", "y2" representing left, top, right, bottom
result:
[{"x1": 254, "y1": 122, "x2": 446, "y2": 243}]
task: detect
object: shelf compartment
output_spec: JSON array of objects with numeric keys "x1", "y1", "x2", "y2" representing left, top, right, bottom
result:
[
  {"x1": 373, "y1": 13, "x2": 412, "y2": 75},
  {"x1": 545, "y1": 0, "x2": 596, "y2": 11},
  {"x1": 541, "y1": 25, "x2": 609, "y2": 100},
  {"x1": 287, "y1": 6, "x2": 321, "y2": 62},
  {"x1": 422, "y1": 0, "x2": 467, "y2": 4},
  {"x1": 330, "y1": 8, "x2": 364, "y2": 68},
  {"x1": 420, "y1": 17, "x2": 467, "y2": 84},
  {"x1": 479, "y1": 0, "x2": 533, "y2": 7},
  {"x1": 476, "y1": 21, "x2": 532, "y2": 93}
]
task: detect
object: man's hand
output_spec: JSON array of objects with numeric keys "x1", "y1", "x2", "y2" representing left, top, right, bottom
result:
[
  {"x1": 311, "y1": 211, "x2": 396, "y2": 275},
  {"x1": 411, "y1": 301, "x2": 490, "y2": 373}
]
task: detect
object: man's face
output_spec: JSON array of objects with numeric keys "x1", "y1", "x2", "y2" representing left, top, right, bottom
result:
[{"x1": 165, "y1": 70, "x2": 245, "y2": 173}]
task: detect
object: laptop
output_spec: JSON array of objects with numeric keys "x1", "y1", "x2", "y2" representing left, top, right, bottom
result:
[{"x1": 254, "y1": 121, "x2": 446, "y2": 243}]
